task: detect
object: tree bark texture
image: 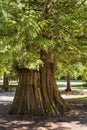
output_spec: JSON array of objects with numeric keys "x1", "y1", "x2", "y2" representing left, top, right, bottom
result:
[
  {"x1": 9, "y1": 58, "x2": 70, "y2": 115},
  {"x1": 2, "y1": 72, "x2": 9, "y2": 91}
]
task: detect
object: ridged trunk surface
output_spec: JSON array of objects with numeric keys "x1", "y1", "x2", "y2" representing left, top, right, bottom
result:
[{"x1": 9, "y1": 64, "x2": 69, "y2": 115}]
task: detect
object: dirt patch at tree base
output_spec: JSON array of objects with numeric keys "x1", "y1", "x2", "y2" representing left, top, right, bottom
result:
[{"x1": 0, "y1": 98, "x2": 87, "y2": 130}]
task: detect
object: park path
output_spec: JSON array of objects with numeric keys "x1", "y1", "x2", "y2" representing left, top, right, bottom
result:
[{"x1": 56, "y1": 80, "x2": 86, "y2": 88}]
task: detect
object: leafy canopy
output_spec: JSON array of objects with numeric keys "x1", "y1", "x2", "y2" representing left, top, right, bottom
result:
[{"x1": 0, "y1": 0, "x2": 87, "y2": 71}]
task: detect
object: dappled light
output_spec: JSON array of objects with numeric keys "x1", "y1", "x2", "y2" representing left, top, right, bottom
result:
[
  {"x1": 0, "y1": 88, "x2": 87, "y2": 129},
  {"x1": 0, "y1": 101, "x2": 87, "y2": 130},
  {"x1": 0, "y1": 92, "x2": 14, "y2": 102}
]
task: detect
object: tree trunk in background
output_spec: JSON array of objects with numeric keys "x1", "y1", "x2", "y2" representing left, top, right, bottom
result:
[
  {"x1": 65, "y1": 74, "x2": 71, "y2": 92},
  {"x1": 85, "y1": 80, "x2": 87, "y2": 87},
  {"x1": 2, "y1": 72, "x2": 9, "y2": 91},
  {"x1": 9, "y1": 62, "x2": 70, "y2": 115}
]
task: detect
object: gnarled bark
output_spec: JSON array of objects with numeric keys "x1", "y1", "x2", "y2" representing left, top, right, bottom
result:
[{"x1": 9, "y1": 60, "x2": 70, "y2": 115}]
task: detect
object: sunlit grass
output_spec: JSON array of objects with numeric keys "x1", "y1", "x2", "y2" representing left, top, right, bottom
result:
[
  {"x1": 66, "y1": 96, "x2": 87, "y2": 102},
  {"x1": 72, "y1": 85, "x2": 87, "y2": 90},
  {"x1": 62, "y1": 94, "x2": 87, "y2": 100},
  {"x1": 0, "y1": 81, "x2": 18, "y2": 85}
]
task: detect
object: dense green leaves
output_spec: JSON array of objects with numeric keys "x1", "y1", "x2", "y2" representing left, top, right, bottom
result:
[{"x1": 0, "y1": 0, "x2": 87, "y2": 75}]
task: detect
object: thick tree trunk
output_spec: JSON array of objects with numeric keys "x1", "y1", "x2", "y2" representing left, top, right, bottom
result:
[
  {"x1": 65, "y1": 74, "x2": 71, "y2": 92},
  {"x1": 9, "y1": 64, "x2": 70, "y2": 115},
  {"x1": 2, "y1": 72, "x2": 9, "y2": 91}
]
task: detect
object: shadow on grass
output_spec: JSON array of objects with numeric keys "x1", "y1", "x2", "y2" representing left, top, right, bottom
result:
[{"x1": 60, "y1": 89, "x2": 87, "y2": 95}]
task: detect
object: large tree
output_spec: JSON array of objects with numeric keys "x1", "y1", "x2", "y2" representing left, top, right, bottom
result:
[{"x1": 0, "y1": 0, "x2": 87, "y2": 115}]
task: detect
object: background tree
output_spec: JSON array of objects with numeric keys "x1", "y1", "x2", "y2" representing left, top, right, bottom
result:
[
  {"x1": 55, "y1": 0, "x2": 87, "y2": 91},
  {"x1": 0, "y1": 40, "x2": 13, "y2": 91},
  {"x1": 56, "y1": 62, "x2": 85, "y2": 91}
]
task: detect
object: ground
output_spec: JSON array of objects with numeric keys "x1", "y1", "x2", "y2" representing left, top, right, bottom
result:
[{"x1": 0, "y1": 90, "x2": 87, "y2": 130}]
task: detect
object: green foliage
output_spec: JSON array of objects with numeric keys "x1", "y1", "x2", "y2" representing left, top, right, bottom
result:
[
  {"x1": 0, "y1": 0, "x2": 87, "y2": 73},
  {"x1": 0, "y1": 1, "x2": 53, "y2": 69}
]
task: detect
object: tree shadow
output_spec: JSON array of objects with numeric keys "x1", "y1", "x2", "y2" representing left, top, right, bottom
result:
[
  {"x1": 0, "y1": 100, "x2": 87, "y2": 130},
  {"x1": 61, "y1": 89, "x2": 87, "y2": 95},
  {"x1": 0, "y1": 92, "x2": 15, "y2": 97}
]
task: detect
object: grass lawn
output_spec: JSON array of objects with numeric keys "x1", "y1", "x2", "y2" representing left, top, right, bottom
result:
[
  {"x1": 60, "y1": 84, "x2": 87, "y2": 101},
  {"x1": 72, "y1": 84, "x2": 87, "y2": 90}
]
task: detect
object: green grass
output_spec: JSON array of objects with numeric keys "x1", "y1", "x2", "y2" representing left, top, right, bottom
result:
[
  {"x1": 58, "y1": 84, "x2": 87, "y2": 90},
  {"x1": 0, "y1": 81, "x2": 18, "y2": 86},
  {"x1": 57, "y1": 80, "x2": 84, "y2": 82},
  {"x1": 72, "y1": 84, "x2": 87, "y2": 90},
  {"x1": 66, "y1": 96, "x2": 87, "y2": 102}
]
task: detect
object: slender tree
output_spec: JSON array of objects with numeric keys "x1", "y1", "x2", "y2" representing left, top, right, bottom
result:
[
  {"x1": 65, "y1": 74, "x2": 71, "y2": 92},
  {"x1": 3, "y1": 72, "x2": 9, "y2": 91}
]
